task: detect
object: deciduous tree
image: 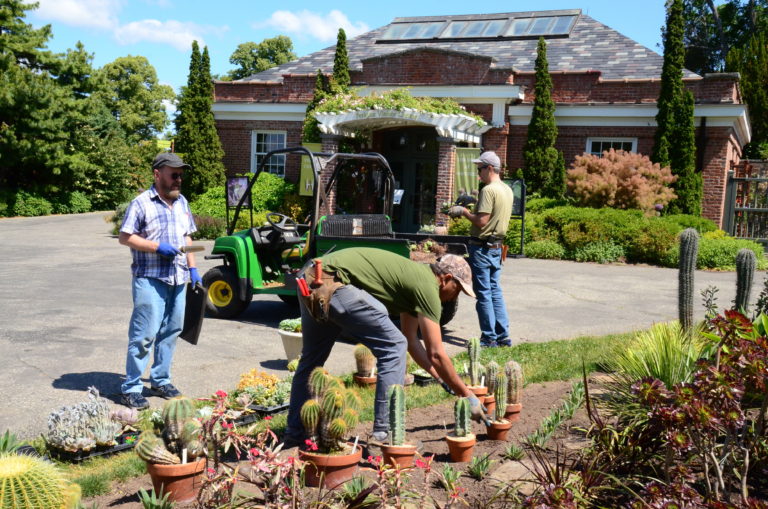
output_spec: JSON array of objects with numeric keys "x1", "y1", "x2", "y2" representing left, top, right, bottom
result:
[{"x1": 225, "y1": 36, "x2": 296, "y2": 80}]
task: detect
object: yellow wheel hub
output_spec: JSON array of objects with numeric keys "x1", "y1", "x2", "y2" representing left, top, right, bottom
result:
[{"x1": 208, "y1": 280, "x2": 233, "y2": 307}]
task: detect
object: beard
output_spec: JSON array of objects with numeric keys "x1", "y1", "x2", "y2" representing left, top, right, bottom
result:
[{"x1": 167, "y1": 189, "x2": 181, "y2": 199}]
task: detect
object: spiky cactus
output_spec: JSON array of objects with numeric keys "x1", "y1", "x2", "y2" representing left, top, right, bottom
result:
[
  {"x1": 486, "y1": 361, "x2": 500, "y2": 395},
  {"x1": 136, "y1": 397, "x2": 203, "y2": 464},
  {"x1": 735, "y1": 248, "x2": 756, "y2": 314},
  {"x1": 388, "y1": 384, "x2": 406, "y2": 446},
  {"x1": 468, "y1": 337, "x2": 482, "y2": 386},
  {"x1": 505, "y1": 361, "x2": 523, "y2": 406},
  {"x1": 135, "y1": 432, "x2": 180, "y2": 465},
  {"x1": 301, "y1": 367, "x2": 360, "y2": 453},
  {"x1": 0, "y1": 453, "x2": 81, "y2": 509},
  {"x1": 454, "y1": 398, "x2": 472, "y2": 438},
  {"x1": 161, "y1": 397, "x2": 197, "y2": 455},
  {"x1": 678, "y1": 228, "x2": 699, "y2": 333},
  {"x1": 354, "y1": 344, "x2": 376, "y2": 376},
  {"x1": 494, "y1": 373, "x2": 508, "y2": 422}
]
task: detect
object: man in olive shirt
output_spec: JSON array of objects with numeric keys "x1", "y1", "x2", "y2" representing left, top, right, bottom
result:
[
  {"x1": 284, "y1": 248, "x2": 489, "y2": 445},
  {"x1": 449, "y1": 151, "x2": 513, "y2": 347}
]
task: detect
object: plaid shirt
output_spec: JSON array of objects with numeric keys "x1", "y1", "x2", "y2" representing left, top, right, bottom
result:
[{"x1": 120, "y1": 185, "x2": 197, "y2": 285}]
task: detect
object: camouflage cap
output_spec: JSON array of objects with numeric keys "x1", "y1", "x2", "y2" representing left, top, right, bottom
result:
[{"x1": 434, "y1": 254, "x2": 476, "y2": 298}]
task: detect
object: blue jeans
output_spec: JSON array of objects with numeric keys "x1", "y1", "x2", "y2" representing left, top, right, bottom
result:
[
  {"x1": 286, "y1": 285, "x2": 407, "y2": 439},
  {"x1": 468, "y1": 245, "x2": 510, "y2": 343},
  {"x1": 122, "y1": 277, "x2": 186, "y2": 394}
]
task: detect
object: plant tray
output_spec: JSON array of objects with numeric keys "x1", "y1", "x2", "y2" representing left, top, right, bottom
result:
[
  {"x1": 48, "y1": 431, "x2": 140, "y2": 463},
  {"x1": 413, "y1": 374, "x2": 437, "y2": 386},
  {"x1": 234, "y1": 402, "x2": 290, "y2": 426}
]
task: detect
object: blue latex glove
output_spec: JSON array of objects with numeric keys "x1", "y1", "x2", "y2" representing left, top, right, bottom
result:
[
  {"x1": 467, "y1": 395, "x2": 491, "y2": 426},
  {"x1": 189, "y1": 267, "x2": 202, "y2": 287},
  {"x1": 156, "y1": 242, "x2": 181, "y2": 259}
]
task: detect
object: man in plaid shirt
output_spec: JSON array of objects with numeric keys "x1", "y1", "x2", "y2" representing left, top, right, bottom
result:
[{"x1": 118, "y1": 152, "x2": 202, "y2": 409}]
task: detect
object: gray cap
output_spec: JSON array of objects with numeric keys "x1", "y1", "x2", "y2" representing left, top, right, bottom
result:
[
  {"x1": 152, "y1": 152, "x2": 191, "y2": 170},
  {"x1": 471, "y1": 151, "x2": 501, "y2": 169},
  {"x1": 434, "y1": 254, "x2": 476, "y2": 298}
]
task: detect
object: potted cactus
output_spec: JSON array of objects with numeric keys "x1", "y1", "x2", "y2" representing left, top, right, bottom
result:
[
  {"x1": 444, "y1": 398, "x2": 476, "y2": 462},
  {"x1": 135, "y1": 397, "x2": 206, "y2": 503},
  {"x1": 353, "y1": 344, "x2": 377, "y2": 386},
  {"x1": 278, "y1": 318, "x2": 303, "y2": 362},
  {"x1": 380, "y1": 384, "x2": 417, "y2": 468},
  {"x1": 466, "y1": 337, "x2": 487, "y2": 397},
  {"x1": 298, "y1": 367, "x2": 363, "y2": 488},
  {"x1": 486, "y1": 372, "x2": 513, "y2": 440},
  {"x1": 483, "y1": 361, "x2": 500, "y2": 415},
  {"x1": 504, "y1": 361, "x2": 524, "y2": 422}
]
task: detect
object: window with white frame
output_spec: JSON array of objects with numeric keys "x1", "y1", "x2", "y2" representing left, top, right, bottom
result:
[
  {"x1": 586, "y1": 137, "x2": 637, "y2": 156},
  {"x1": 251, "y1": 131, "x2": 287, "y2": 176}
]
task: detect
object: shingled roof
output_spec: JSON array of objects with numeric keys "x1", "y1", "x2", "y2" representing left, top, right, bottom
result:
[{"x1": 238, "y1": 10, "x2": 700, "y2": 83}]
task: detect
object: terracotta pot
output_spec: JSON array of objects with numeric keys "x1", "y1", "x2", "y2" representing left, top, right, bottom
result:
[
  {"x1": 381, "y1": 443, "x2": 418, "y2": 469},
  {"x1": 444, "y1": 433, "x2": 476, "y2": 462},
  {"x1": 278, "y1": 330, "x2": 303, "y2": 362},
  {"x1": 146, "y1": 457, "x2": 205, "y2": 503},
  {"x1": 483, "y1": 395, "x2": 496, "y2": 416},
  {"x1": 468, "y1": 386, "x2": 487, "y2": 397},
  {"x1": 298, "y1": 443, "x2": 362, "y2": 489},
  {"x1": 353, "y1": 374, "x2": 377, "y2": 387},
  {"x1": 504, "y1": 403, "x2": 523, "y2": 423},
  {"x1": 486, "y1": 419, "x2": 513, "y2": 441}
]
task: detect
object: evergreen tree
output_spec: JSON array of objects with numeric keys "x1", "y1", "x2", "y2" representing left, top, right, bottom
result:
[
  {"x1": 653, "y1": 0, "x2": 701, "y2": 215},
  {"x1": 175, "y1": 41, "x2": 225, "y2": 199},
  {"x1": 522, "y1": 37, "x2": 565, "y2": 198},
  {"x1": 333, "y1": 28, "x2": 351, "y2": 89},
  {"x1": 727, "y1": 32, "x2": 768, "y2": 158}
]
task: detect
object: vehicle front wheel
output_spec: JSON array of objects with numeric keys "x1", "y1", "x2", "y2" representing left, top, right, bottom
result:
[{"x1": 203, "y1": 265, "x2": 251, "y2": 318}]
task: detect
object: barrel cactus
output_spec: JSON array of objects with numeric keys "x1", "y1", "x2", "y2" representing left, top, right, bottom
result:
[
  {"x1": 486, "y1": 361, "x2": 500, "y2": 395},
  {"x1": 505, "y1": 361, "x2": 523, "y2": 406},
  {"x1": 0, "y1": 452, "x2": 81, "y2": 509},
  {"x1": 678, "y1": 228, "x2": 699, "y2": 333},
  {"x1": 135, "y1": 397, "x2": 204, "y2": 464},
  {"x1": 300, "y1": 367, "x2": 361, "y2": 453},
  {"x1": 494, "y1": 372, "x2": 508, "y2": 422},
  {"x1": 735, "y1": 248, "x2": 756, "y2": 314},
  {"x1": 354, "y1": 344, "x2": 376, "y2": 376},
  {"x1": 454, "y1": 398, "x2": 472, "y2": 438},
  {"x1": 387, "y1": 384, "x2": 406, "y2": 446}
]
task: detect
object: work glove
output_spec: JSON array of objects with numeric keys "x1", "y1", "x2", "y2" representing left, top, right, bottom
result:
[
  {"x1": 156, "y1": 242, "x2": 181, "y2": 259},
  {"x1": 189, "y1": 268, "x2": 202, "y2": 287},
  {"x1": 467, "y1": 395, "x2": 491, "y2": 426},
  {"x1": 439, "y1": 380, "x2": 455, "y2": 396},
  {"x1": 448, "y1": 206, "x2": 465, "y2": 218}
]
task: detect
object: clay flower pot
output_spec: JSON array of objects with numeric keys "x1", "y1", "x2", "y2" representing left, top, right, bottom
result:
[
  {"x1": 298, "y1": 443, "x2": 362, "y2": 489},
  {"x1": 278, "y1": 329, "x2": 303, "y2": 362},
  {"x1": 444, "y1": 433, "x2": 476, "y2": 463},
  {"x1": 353, "y1": 374, "x2": 377, "y2": 387},
  {"x1": 146, "y1": 457, "x2": 206, "y2": 503},
  {"x1": 483, "y1": 395, "x2": 496, "y2": 416},
  {"x1": 486, "y1": 419, "x2": 513, "y2": 441},
  {"x1": 381, "y1": 443, "x2": 418, "y2": 469},
  {"x1": 504, "y1": 403, "x2": 523, "y2": 423},
  {"x1": 468, "y1": 386, "x2": 487, "y2": 397}
]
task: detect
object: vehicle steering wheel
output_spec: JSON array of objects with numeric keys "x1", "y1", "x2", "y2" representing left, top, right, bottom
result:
[{"x1": 266, "y1": 212, "x2": 298, "y2": 233}]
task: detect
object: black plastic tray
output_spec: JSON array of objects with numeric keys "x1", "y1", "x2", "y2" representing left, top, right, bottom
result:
[
  {"x1": 234, "y1": 402, "x2": 290, "y2": 426},
  {"x1": 413, "y1": 374, "x2": 437, "y2": 386},
  {"x1": 48, "y1": 431, "x2": 140, "y2": 462}
]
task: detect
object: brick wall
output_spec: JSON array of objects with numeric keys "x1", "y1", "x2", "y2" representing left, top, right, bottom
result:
[
  {"x1": 700, "y1": 127, "x2": 742, "y2": 226},
  {"x1": 215, "y1": 119, "x2": 304, "y2": 180},
  {"x1": 360, "y1": 48, "x2": 497, "y2": 85},
  {"x1": 436, "y1": 139, "x2": 457, "y2": 224},
  {"x1": 214, "y1": 74, "x2": 315, "y2": 103}
]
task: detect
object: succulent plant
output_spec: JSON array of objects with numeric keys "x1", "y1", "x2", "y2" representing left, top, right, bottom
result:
[
  {"x1": 161, "y1": 397, "x2": 196, "y2": 454},
  {"x1": 494, "y1": 373, "x2": 508, "y2": 422},
  {"x1": 354, "y1": 343, "x2": 376, "y2": 376},
  {"x1": 0, "y1": 452, "x2": 81, "y2": 508},
  {"x1": 735, "y1": 248, "x2": 756, "y2": 313},
  {"x1": 485, "y1": 361, "x2": 500, "y2": 395},
  {"x1": 110, "y1": 407, "x2": 139, "y2": 427},
  {"x1": 454, "y1": 398, "x2": 472, "y2": 438},
  {"x1": 91, "y1": 417, "x2": 122, "y2": 447},
  {"x1": 505, "y1": 361, "x2": 523, "y2": 406},
  {"x1": 135, "y1": 397, "x2": 204, "y2": 464},
  {"x1": 387, "y1": 384, "x2": 406, "y2": 446},
  {"x1": 300, "y1": 367, "x2": 361, "y2": 453},
  {"x1": 468, "y1": 337, "x2": 482, "y2": 386},
  {"x1": 46, "y1": 386, "x2": 116, "y2": 452},
  {"x1": 287, "y1": 357, "x2": 300, "y2": 372},
  {"x1": 678, "y1": 228, "x2": 699, "y2": 333},
  {"x1": 135, "y1": 432, "x2": 180, "y2": 465}
]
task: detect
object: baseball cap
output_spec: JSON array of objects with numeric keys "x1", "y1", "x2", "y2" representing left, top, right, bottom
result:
[
  {"x1": 434, "y1": 254, "x2": 476, "y2": 298},
  {"x1": 471, "y1": 151, "x2": 501, "y2": 169},
  {"x1": 152, "y1": 152, "x2": 191, "y2": 170}
]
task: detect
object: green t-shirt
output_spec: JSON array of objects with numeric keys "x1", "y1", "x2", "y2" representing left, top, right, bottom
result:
[
  {"x1": 322, "y1": 248, "x2": 442, "y2": 323},
  {"x1": 470, "y1": 180, "x2": 514, "y2": 239}
]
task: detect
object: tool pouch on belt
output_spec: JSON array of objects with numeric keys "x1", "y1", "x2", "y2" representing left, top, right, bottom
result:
[{"x1": 301, "y1": 261, "x2": 343, "y2": 322}]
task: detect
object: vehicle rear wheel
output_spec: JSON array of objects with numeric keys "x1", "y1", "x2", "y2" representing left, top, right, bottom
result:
[
  {"x1": 440, "y1": 299, "x2": 459, "y2": 326},
  {"x1": 278, "y1": 293, "x2": 300, "y2": 308},
  {"x1": 203, "y1": 265, "x2": 251, "y2": 318}
]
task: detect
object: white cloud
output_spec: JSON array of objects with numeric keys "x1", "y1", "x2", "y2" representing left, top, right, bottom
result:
[
  {"x1": 34, "y1": 0, "x2": 122, "y2": 30},
  {"x1": 259, "y1": 10, "x2": 369, "y2": 42},
  {"x1": 114, "y1": 20, "x2": 207, "y2": 51}
]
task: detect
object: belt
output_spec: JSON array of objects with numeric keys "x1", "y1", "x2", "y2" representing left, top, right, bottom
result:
[{"x1": 469, "y1": 237, "x2": 503, "y2": 249}]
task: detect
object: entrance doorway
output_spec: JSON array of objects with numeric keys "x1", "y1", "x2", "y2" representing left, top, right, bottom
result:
[{"x1": 381, "y1": 127, "x2": 439, "y2": 233}]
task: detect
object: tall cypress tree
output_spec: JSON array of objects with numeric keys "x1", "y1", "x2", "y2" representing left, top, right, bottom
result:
[
  {"x1": 522, "y1": 37, "x2": 566, "y2": 198},
  {"x1": 653, "y1": 0, "x2": 700, "y2": 215},
  {"x1": 333, "y1": 28, "x2": 350, "y2": 89},
  {"x1": 727, "y1": 32, "x2": 768, "y2": 158},
  {"x1": 175, "y1": 41, "x2": 225, "y2": 199}
]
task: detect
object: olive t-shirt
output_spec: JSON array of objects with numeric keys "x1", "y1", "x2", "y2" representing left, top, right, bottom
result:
[
  {"x1": 321, "y1": 248, "x2": 442, "y2": 323},
  {"x1": 470, "y1": 180, "x2": 514, "y2": 239}
]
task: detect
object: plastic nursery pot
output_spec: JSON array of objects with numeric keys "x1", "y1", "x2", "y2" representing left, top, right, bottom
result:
[
  {"x1": 486, "y1": 419, "x2": 513, "y2": 441},
  {"x1": 298, "y1": 443, "x2": 363, "y2": 489},
  {"x1": 381, "y1": 443, "x2": 418, "y2": 469},
  {"x1": 146, "y1": 457, "x2": 206, "y2": 503},
  {"x1": 468, "y1": 386, "x2": 488, "y2": 397},
  {"x1": 483, "y1": 395, "x2": 496, "y2": 416},
  {"x1": 278, "y1": 330, "x2": 303, "y2": 362},
  {"x1": 504, "y1": 403, "x2": 523, "y2": 423},
  {"x1": 353, "y1": 374, "x2": 377, "y2": 387},
  {"x1": 444, "y1": 433, "x2": 476, "y2": 463}
]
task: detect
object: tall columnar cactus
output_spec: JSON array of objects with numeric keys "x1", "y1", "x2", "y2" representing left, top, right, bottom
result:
[
  {"x1": 494, "y1": 373, "x2": 508, "y2": 422},
  {"x1": 468, "y1": 337, "x2": 481, "y2": 386},
  {"x1": 0, "y1": 453, "x2": 81, "y2": 509},
  {"x1": 387, "y1": 384, "x2": 406, "y2": 446},
  {"x1": 505, "y1": 361, "x2": 524, "y2": 406},
  {"x1": 735, "y1": 248, "x2": 756, "y2": 313},
  {"x1": 454, "y1": 398, "x2": 472, "y2": 438},
  {"x1": 486, "y1": 361, "x2": 500, "y2": 395},
  {"x1": 678, "y1": 228, "x2": 699, "y2": 333},
  {"x1": 301, "y1": 367, "x2": 360, "y2": 453},
  {"x1": 354, "y1": 343, "x2": 376, "y2": 376}
]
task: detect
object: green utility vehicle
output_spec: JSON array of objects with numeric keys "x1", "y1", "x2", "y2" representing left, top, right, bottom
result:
[{"x1": 202, "y1": 147, "x2": 468, "y2": 323}]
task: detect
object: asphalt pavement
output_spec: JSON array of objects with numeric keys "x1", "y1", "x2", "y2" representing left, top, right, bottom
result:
[{"x1": 0, "y1": 212, "x2": 760, "y2": 439}]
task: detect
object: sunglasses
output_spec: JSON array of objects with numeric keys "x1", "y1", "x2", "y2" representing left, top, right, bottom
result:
[
  {"x1": 167, "y1": 172, "x2": 183, "y2": 180},
  {"x1": 477, "y1": 164, "x2": 489, "y2": 172}
]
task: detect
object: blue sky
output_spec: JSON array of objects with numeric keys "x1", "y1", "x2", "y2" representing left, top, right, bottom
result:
[{"x1": 30, "y1": 0, "x2": 672, "y2": 97}]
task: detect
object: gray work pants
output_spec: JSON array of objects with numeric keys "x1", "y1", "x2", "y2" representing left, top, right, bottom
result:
[{"x1": 285, "y1": 285, "x2": 407, "y2": 439}]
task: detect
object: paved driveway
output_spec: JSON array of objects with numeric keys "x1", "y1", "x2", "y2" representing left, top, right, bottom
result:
[{"x1": 0, "y1": 212, "x2": 759, "y2": 438}]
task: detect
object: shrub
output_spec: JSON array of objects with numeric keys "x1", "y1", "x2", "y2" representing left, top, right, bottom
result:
[
  {"x1": 251, "y1": 172, "x2": 296, "y2": 212},
  {"x1": 525, "y1": 196, "x2": 568, "y2": 213},
  {"x1": 190, "y1": 186, "x2": 226, "y2": 218},
  {"x1": 447, "y1": 217, "x2": 471, "y2": 235},
  {"x1": 11, "y1": 191, "x2": 53, "y2": 216},
  {"x1": 663, "y1": 233, "x2": 766, "y2": 269},
  {"x1": 525, "y1": 239, "x2": 566, "y2": 259},
  {"x1": 52, "y1": 191, "x2": 92, "y2": 214},
  {"x1": 573, "y1": 241, "x2": 625, "y2": 264},
  {"x1": 664, "y1": 214, "x2": 717, "y2": 234},
  {"x1": 192, "y1": 215, "x2": 226, "y2": 240},
  {"x1": 625, "y1": 220, "x2": 680, "y2": 265},
  {"x1": 108, "y1": 201, "x2": 131, "y2": 235},
  {"x1": 567, "y1": 150, "x2": 677, "y2": 213}
]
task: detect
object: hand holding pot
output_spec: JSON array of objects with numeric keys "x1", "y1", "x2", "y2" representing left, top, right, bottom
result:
[{"x1": 467, "y1": 395, "x2": 491, "y2": 426}]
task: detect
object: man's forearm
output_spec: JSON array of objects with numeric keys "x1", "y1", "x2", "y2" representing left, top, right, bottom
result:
[
  {"x1": 119, "y1": 232, "x2": 158, "y2": 253},
  {"x1": 185, "y1": 236, "x2": 196, "y2": 268}
]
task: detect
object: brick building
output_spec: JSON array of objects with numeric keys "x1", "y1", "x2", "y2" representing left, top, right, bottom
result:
[{"x1": 212, "y1": 9, "x2": 751, "y2": 231}]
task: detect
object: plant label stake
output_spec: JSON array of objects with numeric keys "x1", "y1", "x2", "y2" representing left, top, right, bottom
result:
[
  {"x1": 182, "y1": 448, "x2": 187, "y2": 464},
  {"x1": 369, "y1": 367, "x2": 375, "y2": 378},
  {"x1": 352, "y1": 435, "x2": 359, "y2": 452},
  {"x1": 481, "y1": 375, "x2": 485, "y2": 388}
]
